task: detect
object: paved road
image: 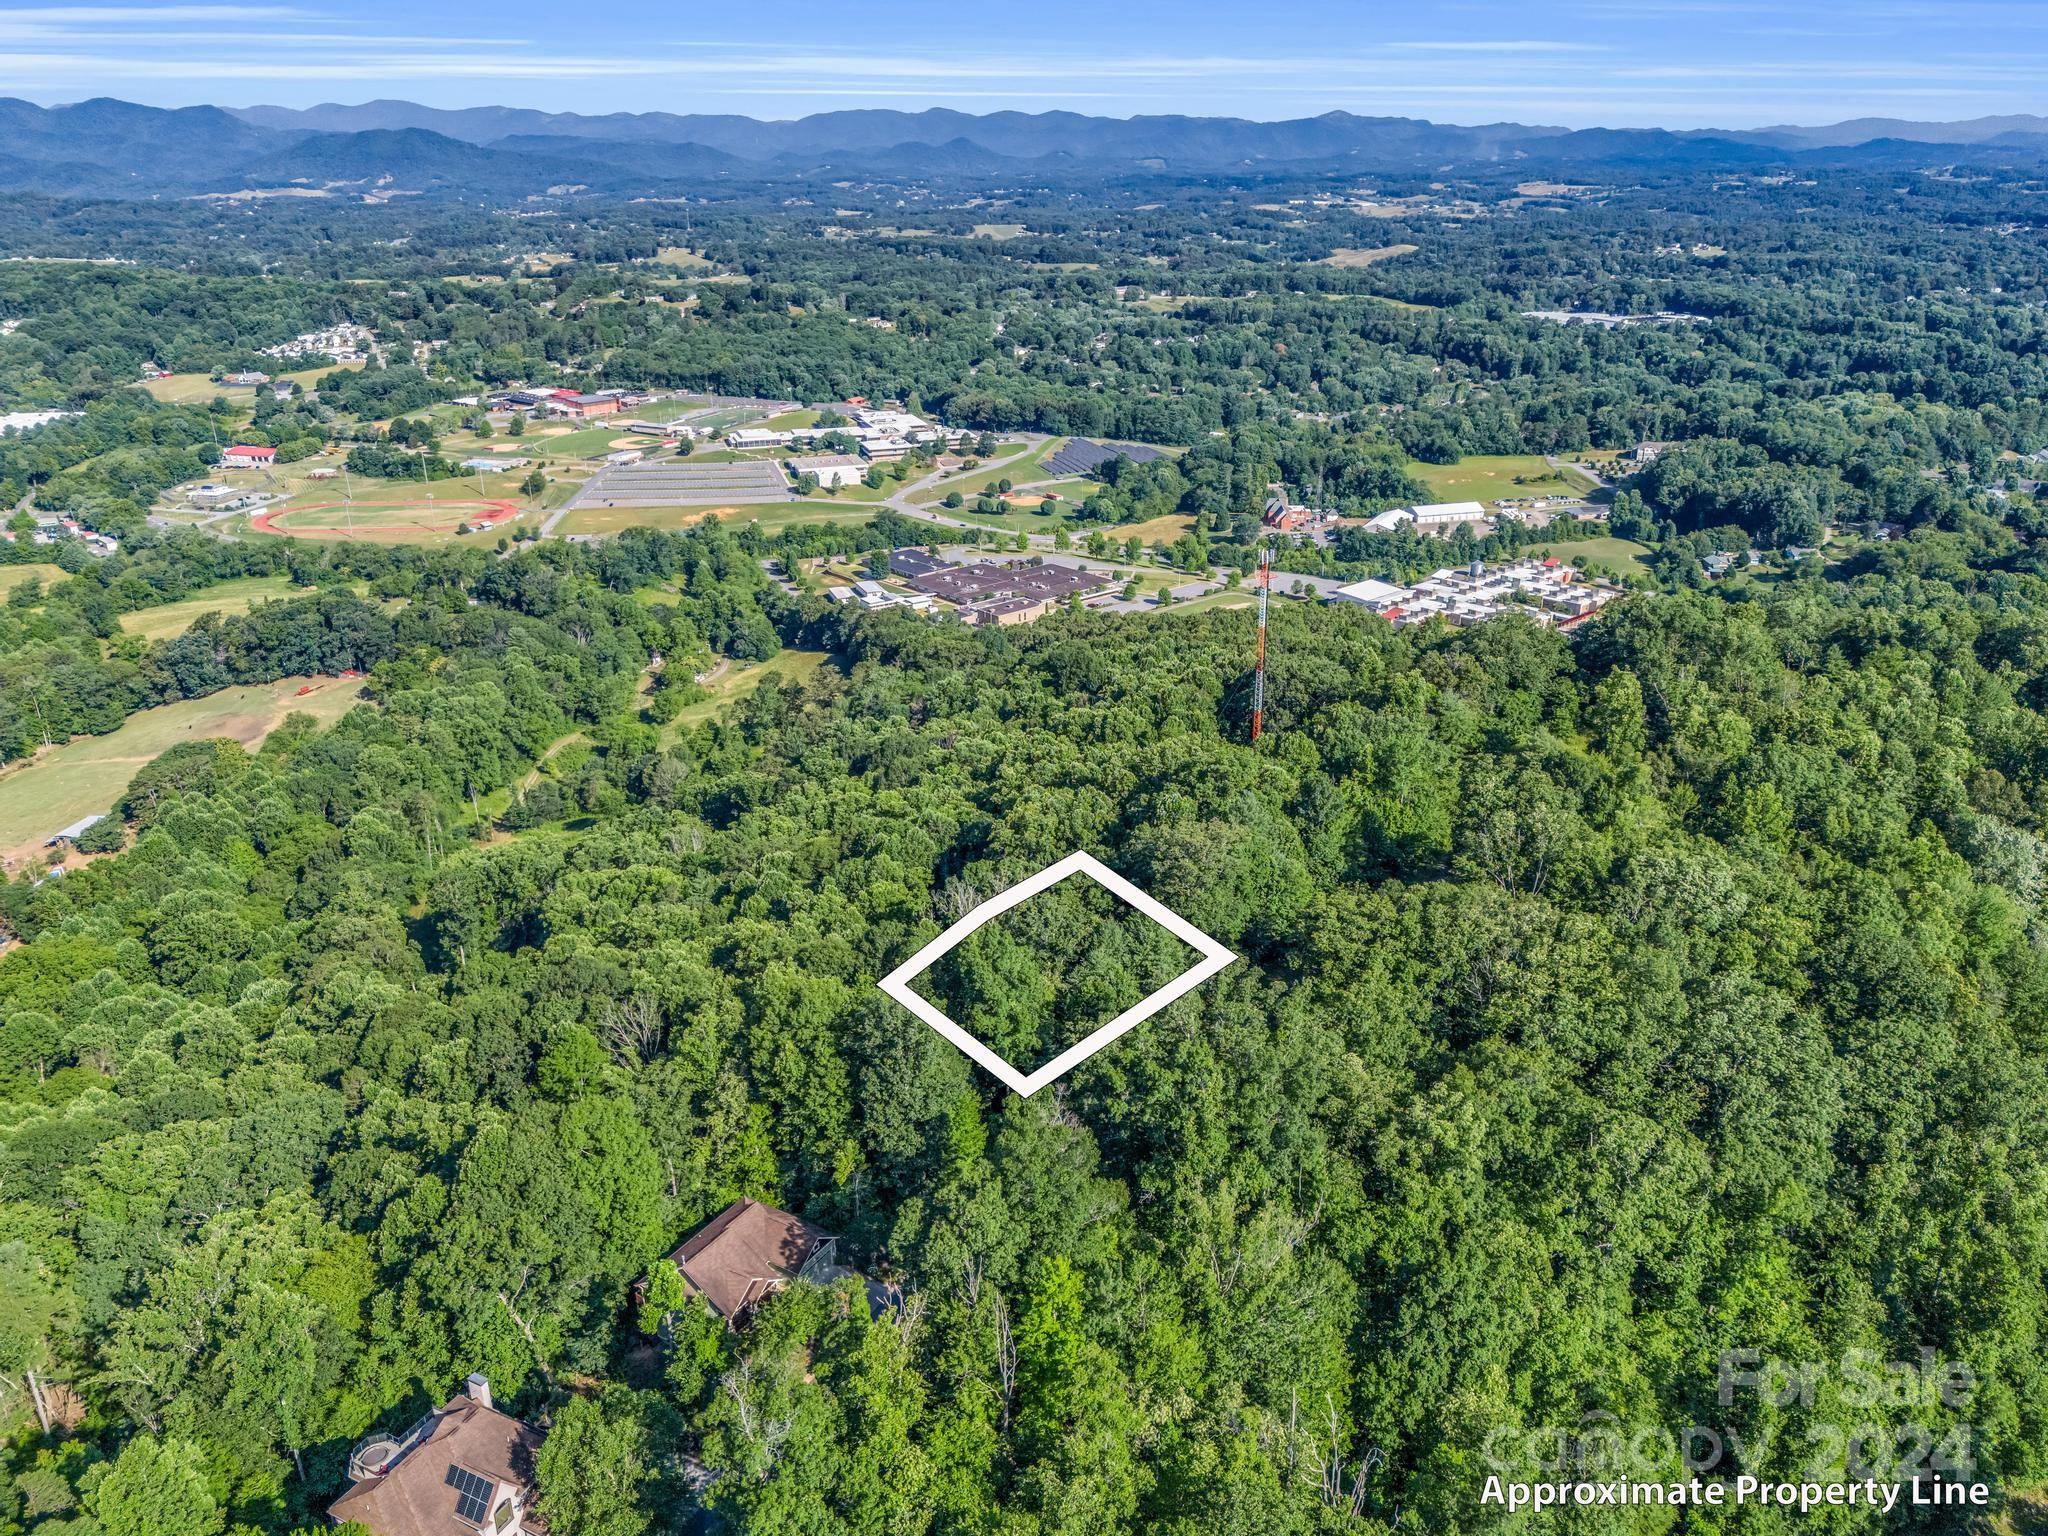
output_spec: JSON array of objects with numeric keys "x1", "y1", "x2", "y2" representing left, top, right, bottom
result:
[
  {"x1": 1547, "y1": 454, "x2": 1611, "y2": 490},
  {"x1": 881, "y1": 436, "x2": 1056, "y2": 536}
]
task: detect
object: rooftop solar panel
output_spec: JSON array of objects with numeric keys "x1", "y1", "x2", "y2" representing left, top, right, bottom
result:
[{"x1": 449, "y1": 1464, "x2": 494, "y2": 1524}]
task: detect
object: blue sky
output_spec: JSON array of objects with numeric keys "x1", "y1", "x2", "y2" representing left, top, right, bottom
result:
[{"x1": 0, "y1": 0, "x2": 2042, "y2": 128}]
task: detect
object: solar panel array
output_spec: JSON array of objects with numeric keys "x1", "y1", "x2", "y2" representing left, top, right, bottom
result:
[
  {"x1": 1041, "y1": 439, "x2": 1165, "y2": 477},
  {"x1": 567, "y1": 459, "x2": 794, "y2": 508},
  {"x1": 447, "y1": 1465, "x2": 494, "y2": 1525}
]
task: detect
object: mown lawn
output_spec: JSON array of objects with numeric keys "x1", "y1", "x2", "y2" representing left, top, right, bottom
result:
[
  {"x1": 667, "y1": 650, "x2": 834, "y2": 735},
  {"x1": 0, "y1": 675, "x2": 367, "y2": 866},
  {"x1": 1406, "y1": 455, "x2": 1595, "y2": 503},
  {"x1": 116, "y1": 575, "x2": 310, "y2": 641},
  {"x1": 558, "y1": 502, "x2": 879, "y2": 539},
  {"x1": 910, "y1": 441, "x2": 1061, "y2": 505},
  {"x1": 1527, "y1": 536, "x2": 1653, "y2": 574},
  {"x1": 0, "y1": 562, "x2": 69, "y2": 595}
]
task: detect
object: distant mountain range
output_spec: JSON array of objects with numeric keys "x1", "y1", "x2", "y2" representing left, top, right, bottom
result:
[{"x1": 1, "y1": 97, "x2": 2045, "y2": 201}]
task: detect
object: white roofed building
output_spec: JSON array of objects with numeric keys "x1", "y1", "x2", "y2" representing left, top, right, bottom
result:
[
  {"x1": 1359, "y1": 500, "x2": 1492, "y2": 536},
  {"x1": 1331, "y1": 577, "x2": 1408, "y2": 613},
  {"x1": 789, "y1": 453, "x2": 867, "y2": 487}
]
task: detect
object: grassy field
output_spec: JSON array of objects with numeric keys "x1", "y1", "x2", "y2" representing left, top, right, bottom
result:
[
  {"x1": 970, "y1": 223, "x2": 1029, "y2": 240},
  {"x1": 117, "y1": 575, "x2": 310, "y2": 641},
  {"x1": 1022, "y1": 478, "x2": 1102, "y2": 503},
  {"x1": 756, "y1": 408, "x2": 825, "y2": 431},
  {"x1": 1113, "y1": 514, "x2": 1197, "y2": 545},
  {"x1": 1407, "y1": 454, "x2": 1596, "y2": 503},
  {"x1": 139, "y1": 363, "x2": 349, "y2": 404},
  {"x1": 557, "y1": 501, "x2": 879, "y2": 539},
  {"x1": 667, "y1": 650, "x2": 834, "y2": 734},
  {"x1": 910, "y1": 441, "x2": 1063, "y2": 504},
  {"x1": 1528, "y1": 536, "x2": 1653, "y2": 574},
  {"x1": 0, "y1": 674, "x2": 367, "y2": 869},
  {"x1": 438, "y1": 423, "x2": 625, "y2": 459},
  {"x1": 948, "y1": 501, "x2": 1087, "y2": 534},
  {"x1": 792, "y1": 477, "x2": 898, "y2": 505},
  {"x1": 166, "y1": 448, "x2": 548, "y2": 546},
  {"x1": 0, "y1": 562, "x2": 68, "y2": 596},
  {"x1": 1319, "y1": 244, "x2": 1419, "y2": 267},
  {"x1": 248, "y1": 492, "x2": 522, "y2": 544},
  {"x1": 652, "y1": 247, "x2": 713, "y2": 268},
  {"x1": 1158, "y1": 590, "x2": 1255, "y2": 616}
]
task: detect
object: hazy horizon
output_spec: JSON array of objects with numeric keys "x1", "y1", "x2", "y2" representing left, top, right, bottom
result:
[{"x1": 0, "y1": 0, "x2": 2042, "y2": 130}]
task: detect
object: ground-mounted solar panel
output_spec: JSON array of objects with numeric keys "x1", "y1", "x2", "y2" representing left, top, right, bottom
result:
[
  {"x1": 1041, "y1": 439, "x2": 1164, "y2": 477},
  {"x1": 448, "y1": 1464, "x2": 494, "y2": 1524}
]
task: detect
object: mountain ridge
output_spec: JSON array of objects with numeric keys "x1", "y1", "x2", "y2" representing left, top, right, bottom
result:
[
  {"x1": 1, "y1": 97, "x2": 2045, "y2": 200},
  {"x1": 227, "y1": 100, "x2": 2048, "y2": 158}
]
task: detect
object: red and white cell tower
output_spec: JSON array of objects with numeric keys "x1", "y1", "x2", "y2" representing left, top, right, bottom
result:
[{"x1": 1250, "y1": 549, "x2": 1272, "y2": 742}]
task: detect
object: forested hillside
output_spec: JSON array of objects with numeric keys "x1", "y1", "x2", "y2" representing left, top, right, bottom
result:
[
  {"x1": 0, "y1": 123, "x2": 2046, "y2": 1536},
  {"x1": 3, "y1": 517, "x2": 2046, "y2": 1532}
]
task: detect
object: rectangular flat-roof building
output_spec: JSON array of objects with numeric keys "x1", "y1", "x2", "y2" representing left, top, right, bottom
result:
[
  {"x1": 1331, "y1": 577, "x2": 1407, "y2": 613},
  {"x1": 888, "y1": 547, "x2": 950, "y2": 578},
  {"x1": 548, "y1": 393, "x2": 623, "y2": 419},
  {"x1": 789, "y1": 453, "x2": 867, "y2": 488},
  {"x1": 907, "y1": 560, "x2": 1119, "y2": 609}
]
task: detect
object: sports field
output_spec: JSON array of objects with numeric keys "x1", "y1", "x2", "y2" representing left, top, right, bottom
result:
[
  {"x1": 0, "y1": 674, "x2": 367, "y2": 870},
  {"x1": 251, "y1": 497, "x2": 520, "y2": 542}
]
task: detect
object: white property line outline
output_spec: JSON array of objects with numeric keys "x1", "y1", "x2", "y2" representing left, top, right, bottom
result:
[{"x1": 878, "y1": 850, "x2": 1238, "y2": 1097}]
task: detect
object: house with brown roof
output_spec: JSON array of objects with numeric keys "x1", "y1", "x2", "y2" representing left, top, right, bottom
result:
[
  {"x1": 659, "y1": 1197, "x2": 843, "y2": 1323},
  {"x1": 328, "y1": 1374, "x2": 544, "y2": 1536}
]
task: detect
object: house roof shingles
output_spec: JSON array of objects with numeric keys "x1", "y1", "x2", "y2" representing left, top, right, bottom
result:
[
  {"x1": 328, "y1": 1395, "x2": 542, "y2": 1536},
  {"x1": 669, "y1": 1197, "x2": 834, "y2": 1320}
]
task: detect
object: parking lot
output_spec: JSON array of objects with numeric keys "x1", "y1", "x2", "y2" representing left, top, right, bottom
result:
[{"x1": 566, "y1": 459, "x2": 793, "y2": 507}]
